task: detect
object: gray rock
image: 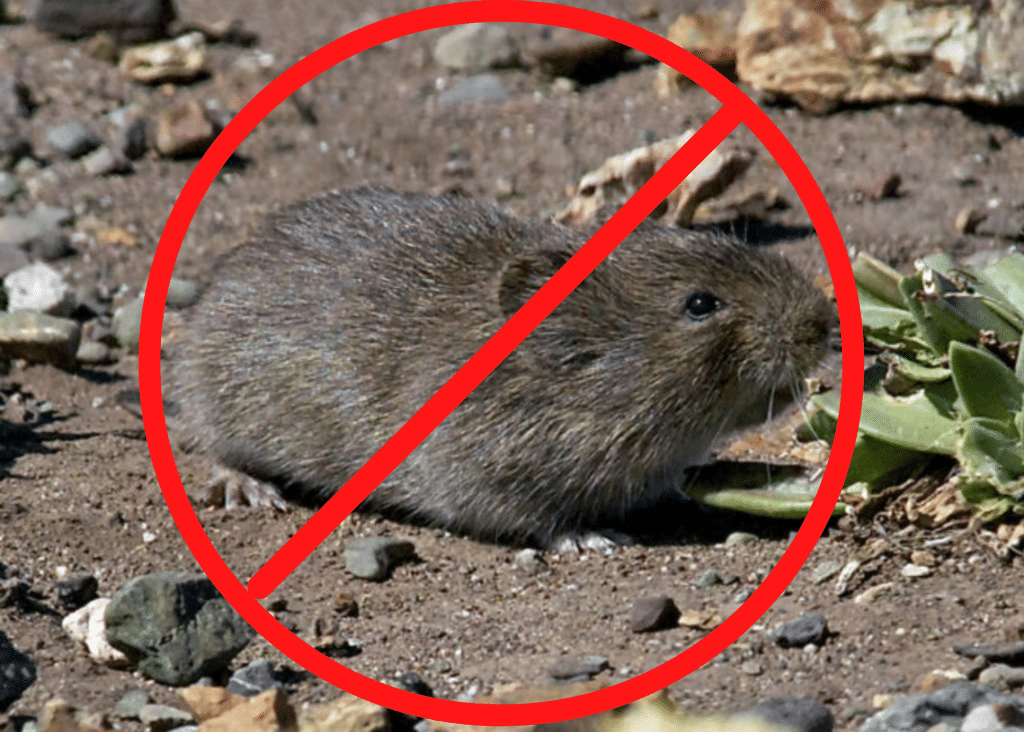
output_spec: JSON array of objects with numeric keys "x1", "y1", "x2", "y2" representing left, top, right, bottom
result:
[
  {"x1": 978, "y1": 664, "x2": 1024, "y2": 692},
  {"x1": 694, "y1": 569, "x2": 722, "y2": 588},
  {"x1": 724, "y1": 531, "x2": 759, "y2": 547},
  {"x1": 29, "y1": 0, "x2": 176, "y2": 42},
  {"x1": 112, "y1": 296, "x2": 144, "y2": 352},
  {"x1": 226, "y1": 658, "x2": 282, "y2": 696},
  {"x1": 76, "y1": 340, "x2": 113, "y2": 365},
  {"x1": 548, "y1": 655, "x2": 609, "y2": 681},
  {"x1": 115, "y1": 116, "x2": 150, "y2": 159},
  {"x1": 47, "y1": 121, "x2": 102, "y2": 159},
  {"x1": 0, "y1": 173, "x2": 22, "y2": 201},
  {"x1": 524, "y1": 27, "x2": 630, "y2": 82},
  {"x1": 395, "y1": 671, "x2": 434, "y2": 697},
  {"x1": 0, "y1": 75, "x2": 33, "y2": 119},
  {"x1": 437, "y1": 74, "x2": 507, "y2": 106},
  {"x1": 0, "y1": 211, "x2": 72, "y2": 261},
  {"x1": 344, "y1": 537, "x2": 416, "y2": 581},
  {"x1": 628, "y1": 595, "x2": 680, "y2": 633},
  {"x1": 961, "y1": 704, "x2": 1024, "y2": 732},
  {"x1": 113, "y1": 689, "x2": 152, "y2": 719},
  {"x1": 433, "y1": 23, "x2": 519, "y2": 71},
  {"x1": 166, "y1": 277, "x2": 200, "y2": 308},
  {"x1": 3, "y1": 261, "x2": 74, "y2": 315},
  {"x1": 771, "y1": 612, "x2": 828, "y2": 648},
  {"x1": 82, "y1": 145, "x2": 133, "y2": 176},
  {"x1": 0, "y1": 629, "x2": 37, "y2": 711},
  {"x1": 860, "y1": 681, "x2": 1024, "y2": 732},
  {"x1": 104, "y1": 572, "x2": 256, "y2": 686},
  {"x1": 740, "y1": 697, "x2": 834, "y2": 732},
  {"x1": 512, "y1": 548, "x2": 546, "y2": 574},
  {"x1": 0, "y1": 243, "x2": 29, "y2": 279},
  {"x1": 954, "y1": 641, "x2": 1024, "y2": 665},
  {"x1": 138, "y1": 703, "x2": 194, "y2": 730},
  {"x1": 0, "y1": 311, "x2": 81, "y2": 370}
]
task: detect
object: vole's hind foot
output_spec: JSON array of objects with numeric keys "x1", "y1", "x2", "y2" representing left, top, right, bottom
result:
[
  {"x1": 550, "y1": 529, "x2": 635, "y2": 554},
  {"x1": 196, "y1": 464, "x2": 289, "y2": 511}
]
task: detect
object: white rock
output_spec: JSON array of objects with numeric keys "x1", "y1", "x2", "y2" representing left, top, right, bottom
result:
[
  {"x1": 61, "y1": 598, "x2": 130, "y2": 669},
  {"x1": 3, "y1": 261, "x2": 74, "y2": 316}
]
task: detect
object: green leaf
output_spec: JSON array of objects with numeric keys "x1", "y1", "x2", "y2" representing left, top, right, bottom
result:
[
  {"x1": 980, "y1": 252, "x2": 1024, "y2": 317},
  {"x1": 949, "y1": 341, "x2": 1024, "y2": 424},
  {"x1": 956, "y1": 417, "x2": 1024, "y2": 486},
  {"x1": 853, "y1": 253, "x2": 905, "y2": 308},
  {"x1": 844, "y1": 433, "x2": 928, "y2": 488},
  {"x1": 813, "y1": 389, "x2": 958, "y2": 454},
  {"x1": 684, "y1": 463, "x2": 847, "y2": 519},
  {"x1": 889, "y1": 355, "x2": 951, "y2": 384}
]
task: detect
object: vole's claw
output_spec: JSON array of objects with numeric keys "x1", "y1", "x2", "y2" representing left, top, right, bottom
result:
[
  {"x1": 550, "y1": 530, "x2": 634, "y2": 554},
  {"x1": 197, "y1": 464, "x2": 289, "y2": 511}
]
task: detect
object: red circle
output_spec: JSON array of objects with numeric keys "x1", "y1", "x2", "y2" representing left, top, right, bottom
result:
[{"x1": 139, "y1": 0, "x2": 863, "y2": 724}]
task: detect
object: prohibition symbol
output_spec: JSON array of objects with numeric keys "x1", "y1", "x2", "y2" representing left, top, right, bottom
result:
[{"x1": 139, "y1": 0, "x2": 864, "y2": 724}]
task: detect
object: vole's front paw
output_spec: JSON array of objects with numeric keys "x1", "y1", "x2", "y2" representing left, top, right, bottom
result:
[
  {"x1": 550, "y1": 530, "x2": 635, "y2": 554},
  {"x1": 196, "y1": 464, "x2": 289, "y2": 511}
]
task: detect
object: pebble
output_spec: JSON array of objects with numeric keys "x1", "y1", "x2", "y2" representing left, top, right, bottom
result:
[
  {"x1": 81, "y1": 145, "x2": 133, "y2": 176},
  {"x1": 901, "y1": 562, "x2": 932, "y2": 579},
  {"x1": 693, "y1": 569, "x2": 722, "y2": 588},
  {"x1": 0, "y1": 242, "x2": 30, "y2": 279},
  {"x1": 227, "y1": 658, "x2": 282, "y2": 696},
  {"x1": 76, "y1": 340, "x2": 113, "y2": 365},
  {"x1": 46, "y1": 121, "x2": 102, "y2": 159},
  {"x1": 771, "y1": 612, "x2": 828, "y2": 648},
  {"x1": 954, "y1": 641, "x2": 1024, "y2": 665},
  {"x1": 0, "y1": 629, "x2": 37, "y2": 709},
  {"x1": 54, "y1": 573, "x2": 98, "y2": 610},
  {"x1": 628, "y1": 595, "x2": 680, "y2": 632},
  {"x1": 955, "y1": 207, "x2": 987, "y2": 234},
  {"x1": 114, "y1": 116, "x2": 151, "y2": 159},
  {"x1": 395, "y1": 671, "x2": 434, "y2": 697},
  {"x1": 0, "y1": 75, "x2": 33, "y2": 119},
  {"x1": 0, "y1": 311, "x2": 81, "y2": 370},
  {"x1": 178, "y1": 686, "x2": 246, "y2": 723},
  {"x1": 741, "y1": 661, "x2": 764, "y2": 676},
  {"x1": 61, "y1": 597, "x2": 131, "y2": 668},
  {"x1": 3, "y1": 261, "x2": 74, "y2": 316},
  {"x1": 437, "y1": 74, "x2": 507, "y2": 106},
  {"x1": 138, "y1": 703, "x2": 195, "y2": 729},
  {"x1": 0, "y1": 210, "x2": 73, "y2": 261},
  {"x1": 0, "y1": 128, "x2": 33, "y2": 171},
  {"x1": 112, "y1": 296, "x2": 144, "y2": 352},
  {"x1": 155, "y1": 100, "x2": 216, "y2": 158},
  {"x1": 104, "y1": 572, "x2": 256, "y2": 685},
  {"x1": 739, "y1": 697, "x2": 835, "y2": 732},
  {"x1": 344, "y1": 537, "x2": 416, "y2": 581},
  {"x1": 0, "y1": 172, "x2": 21, "y2": 201},
  {"x1": 166, "y1": 277, "x2": 200, "y2": 308},
  {"x1": 979, "y1": 665, "x2": 1024, "y2": 693},
  {"x1": 433, "y1": 23, "x2": 520, "y2": 71},
  {"x1": 548, "y1": 655, "x2": 609, "y2": 681},
  {"x1": 113, "y1": 689, "x2": 153, "y2": 719},
  {"x1": 29, "y1": 0, "x2": 176, "y2": 42},
  {"x1": 724, "y1": 531, "x2": 759, "y2": 547},
  {"x1": 524, "y1": 27, "x2": 630, "y2": 83},
  {"x1": 961, "y1": 703, "x2": 1024, "y2": 732},
  {"x1": 809, "y1": 560, "x2": 844, "y2": 584},
  {"x1": 860, "y1": 680, "x2": 1024, "y2": 732},
  {"x1": 513, "y1": 547, "x2": 547, "y2": 574},
  {"x1": 857, "y1": 171, "x2": 902, "y2": 201},
  {"x1": 120, "y1": 32, "x2": 208, "y2": 84}
]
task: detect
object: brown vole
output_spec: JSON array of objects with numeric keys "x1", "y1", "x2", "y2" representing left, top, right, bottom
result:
[{"x1": 164, "y1": 187, "x2": 832, "y2": 547}]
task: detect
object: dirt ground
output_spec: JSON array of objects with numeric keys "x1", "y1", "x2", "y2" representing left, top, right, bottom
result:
[{"x1": 1, "y1": 0, "x2": 1023, "y2": 730}]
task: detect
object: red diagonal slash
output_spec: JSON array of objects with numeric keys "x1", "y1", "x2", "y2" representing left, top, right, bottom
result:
[{"x1": 246, "y1": 102, "x2": 745, "y2": 598}]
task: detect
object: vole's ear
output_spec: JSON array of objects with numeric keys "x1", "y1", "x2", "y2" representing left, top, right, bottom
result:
[
  {"x1": 498, "y1": 249, "x2": 572, "y2": 318},
  {"x1": 498, "y1": 249, "x2": 616, "y2": 371}
]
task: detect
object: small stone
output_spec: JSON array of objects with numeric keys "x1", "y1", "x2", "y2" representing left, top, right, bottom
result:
[
  {"x1": 693, "y1": 569, "x2": 722, "y2": 588},
  {"x1": 120, "y1": 32, "x2": 208, "y2": 84},
  {"x1": 951, "y1": 164, "x2": 978, "y2": 186},
  {"x1": 87, "y1": 32, "x2": 120, "y2": 63},
  {"x1": 724, "y1": 531, "x2": 759, "y2": 547},
  {"x1": 741, "y1": 661, "x2": 764, "y2": 676},
  {"x1": 227, "y1": 658, "x2": 282, "y2": 697},
  {"x1": 437, "y1": 74, "x2": 507, "y2": 105},
  {"x1": 47, "y1": 121, "x2": 102, "y2": 159},
  {"x1": 854, "y1": 582, "x2": 893, "y2": 604},
  {"x1": 138, "y1": 703, "x2": 194, "y2": 730},
  {"x1": 809, "y1": 560, "x2": 843, "y2": 584},
  {"x1": 197, "y1": 688, "x2": 296, "y2": 732},
  {"x1": 0, "y1": 76, "x2": 33, "y2": 119},
  {"x1": 513, "y1": 548, "x2": 547, "y2": 574},
  {"x1": 4, "y1": 262, "x2": 74, "y2": 316},
  {"x1": 901, "y1": 563, "x2": 932, "y2": 579},
  {"x1": 0, "y1": 211, "x2": 73, "y2": 261},
  {"x1": 114, "y1": 116, "x2": 150, "y2": 159},
  {"x1": 82, "y1": 145, "x2": 133, "y2": 176},
  {"x1": 953, "y1": 641, "x2": 1024, "y2": 665},
  {"x1": 166, "y1": 277, "x2": 200, "y2": 308},
  {"x1": 548, "y1": 655, "x2": 609, "y2": 681},
  {"x1": 155, "y1": 100, "x2": 216, "y2": 159},
  {"x1": 0, "y1": 629, "x2": 36, "y2": 709},
  {"x1": 0, "y1": 172, "x2": 22, "y2": 201},
  {"x1": 177, "y1": 685, "x2": 245, "y2": 722},
  {"x1": 857, "y1": 172, "x2": 902, "y2": 201},
  {"x1": 961, "y1": 703, "x2": 1024, "y2": 732},
  {"x1": 76, "y1": 341, "x2": 113, "y2": 365},
  {"x1": 54, "y1": 573, "x2": 99, "y2": 610},
  {"x1": 344, "y1": 537, "x2": 416, "y2": 581},
  {"x1": 739, "y1": 697, "x2": 835, "y2": 732},
  {"x1": 113, "y1": 689, "x2": 153, "y2": 719},
  {"x1": 771, "y1": 612, "x2": 828, "y2": 648},
  {"x1": 628, "y1": 595, "x2": 680, "y2": 632},
  {"x1": 0, "y1": 243, "x2": 29, "y2": 279},
  {"x1": 61, "y1": 597, "x2": 131, "y2": 668},
  {"x1": 978, "y1": 664, "x2": 1024, "y2": 692},
  {"x1": 298, "y1": 693, "x2": 390, "y2": 732},
  {"x1": 955, "y1": 207, "x2": 987, "y2": 235},
  {"x1": 29, "y1": 0, "x2": 176, "y2": 43},
  {"x1": 0, "y1": 311, "x2": 81, "y2": 370},
  {"x1": 524, "y1": 27, "x2": 630, "y2": 83},
  {"x1": 395, "y1": 671, "x2": 434, "y2": 697},
  {"x1": 333, "y1": 591, "x2": 358, "y2": 617},
  {"x1": 112, "y1": 296, "x2": 144, "y2": 352},
  {"x1": 433, "y1": 23, "x2": 520, "y2": 71}
]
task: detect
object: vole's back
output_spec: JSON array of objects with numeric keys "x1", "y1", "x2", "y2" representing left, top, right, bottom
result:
[{"x1": 167, "y1": 187, "x2": 832, "y2": 546}]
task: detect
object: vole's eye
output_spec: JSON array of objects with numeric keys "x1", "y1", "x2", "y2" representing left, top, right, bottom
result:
[{"x1": 683, "y1": 292, "x2": 722, "y2": 322}]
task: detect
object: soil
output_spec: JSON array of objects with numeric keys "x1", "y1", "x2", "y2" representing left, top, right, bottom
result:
[{"x1": 1, "y1": 0, "x2": 1023, "y2": 730}]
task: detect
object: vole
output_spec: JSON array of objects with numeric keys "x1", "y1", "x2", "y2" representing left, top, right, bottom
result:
[{"x1": 163, "y1": 187, "x2": 832, "y2": 548}]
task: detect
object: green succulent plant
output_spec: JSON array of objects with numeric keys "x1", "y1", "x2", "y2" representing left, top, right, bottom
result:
[{"x1": 809, "y1": 250, "x2": 1024, "y2": 522}]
